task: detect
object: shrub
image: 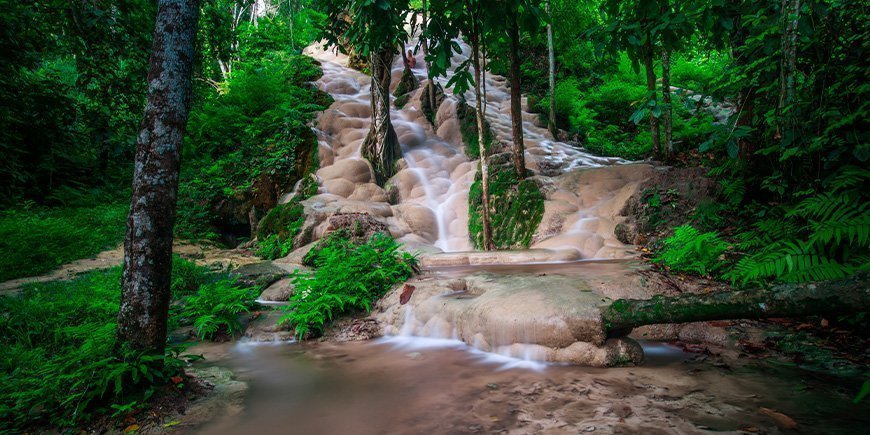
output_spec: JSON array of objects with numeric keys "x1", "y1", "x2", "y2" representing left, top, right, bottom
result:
[
  {"x1": 0, "y1": 269, "x2": 188, "y2": 430},
  {"x1": 177, "y1": 55, "x2": 330, "y2": 239},
  {"x1": 281, "y1": 232, "x2": 417, "y2": 338},
  {"x1": 654, "y1": 225, "x2": 730, "y2": 275},
  {"x1": 180, "y1": 279, "x2": 259, "y2": 340}
]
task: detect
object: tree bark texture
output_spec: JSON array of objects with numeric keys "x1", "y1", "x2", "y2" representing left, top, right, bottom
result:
[
  {"x1": 643, "y1": 36, "x2": 661, "y2": 158},
  {"x1": 661, "y1": 48, "x2": 673, "y2": 160},
  {"x1": 508, "y1": 12, "x2": 526, "y2": 179},
  {"x1": 362, "y1": 48, "x2": 402, "y2": 186},
  {"x1": 471, "y1": 23, "x2": 495, "y2": 251},
  {"x1": 546, "y1": 0, "x2": 556, "y2": 136},
  {"x1": 778, "y1": 0, "x2": 800, "y2": 138},
  {"x1": 117, "y1": 0, "x2": 199, "y2": 355},
  {"x1": 422, "y1": 0, "x2": 436, "y2": 115},
  {"x1": 603, "y1": 274, "x2": 869, "y2": 334}
]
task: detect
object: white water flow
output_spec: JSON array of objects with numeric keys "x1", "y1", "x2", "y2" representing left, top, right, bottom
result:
[{"x1": 304, "y1": 36, "x2": 637, "y2": 254}]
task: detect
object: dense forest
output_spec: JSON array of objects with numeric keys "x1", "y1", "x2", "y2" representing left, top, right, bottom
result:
[{"x1": 1, "y1": 0, "x2": 867, "y2": 432}]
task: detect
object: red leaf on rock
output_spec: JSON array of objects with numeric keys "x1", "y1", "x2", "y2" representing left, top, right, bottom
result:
[{"x1": 399, "y1": 284, "x2": 416, "y2": 305}]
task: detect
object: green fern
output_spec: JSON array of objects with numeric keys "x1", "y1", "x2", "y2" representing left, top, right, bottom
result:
[{"x1": 654, "y1": 225, "x2": 730, "y2": 275}]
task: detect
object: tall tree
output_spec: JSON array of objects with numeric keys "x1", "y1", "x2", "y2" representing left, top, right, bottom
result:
[
  {"x1": 546, "y1": 0, "x2": 556, "y2": 137},
  {"x1": 507, "y1": 1, "x2": 527, "y2": 178},
  {"x1": 425, "y1": 0, "x2": 497, "y2": 250},
  {"x1": 117, "y1": 0, "x2": 199, "y2": 354},
  {"x1": 321, "y1": 0, "x2": 412, "y2": 186}
]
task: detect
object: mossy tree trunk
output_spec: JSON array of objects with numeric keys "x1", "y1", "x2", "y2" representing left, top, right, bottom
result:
[
  {"x1": 362, "y1": 48, "x2": 402, "y2": 186},
  {"x1": 661, "y1": 47, "x2": 673, "y2": 160},
  {"x1": 421, "y1": 0, "x2": 436, "y2": 116},
  {"x1": 470, "y1": 19, "x2": 495, "y2": 251},
  {"x1": 117, "y1": 0, "x2": 198, "y2": 355},
  {"x1": 603, "y1": 275, "x2": 869, "y2": 335},
  {"x1": 546, "y1": 0, "x2": 556, "y2": 137},
  {"x1": 643, "y1": 35, "x2": 661, "y2": 158},
  {"x1": 508, "y1": 9, "x2": 526, "y2": 179}
]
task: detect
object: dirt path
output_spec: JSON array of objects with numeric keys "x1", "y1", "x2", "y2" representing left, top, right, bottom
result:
[{"x1": 0, "y1": 242, "x2": 262, "y2": 295}]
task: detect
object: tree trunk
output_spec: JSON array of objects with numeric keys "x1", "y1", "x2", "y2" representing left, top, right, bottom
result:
[
  {"x1": 508, "y1": 11, "x2": 526, "y2": 179},
  {"x1": 643, "y1": 36, "x2": 661, "y2": 158},
  {"x1": 362, "y1": 48, "x2": 402, "y2": 186},
  {"x1": 731, "y1": 15, "x2": 754, "y2": 160},
  {"x1": 471, "y1": 24, "x2": 495, "y2": 251},
  {"x1": 777, "y1": 0, "x2": 800, "y2": 139},
  {"x1": 661, "y1": 48, "x2": 673, "y2": 160},
  {"x1": 422, "y1": 0, "x2": 436, "y2": 116},
  {"x1": 546, "y1": 0, "x2": 556, "y2": 137},
  {"x1": 602, "y1": 275, "x2": 869, "y2": 334},
  {"x1": 117, "y1": 0, "x2": 199, "y2": 355}
]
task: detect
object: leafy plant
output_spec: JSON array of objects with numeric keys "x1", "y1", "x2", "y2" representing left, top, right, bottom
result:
[
  {"x1": 654, "y1": 225, "x2": 730, "y2": 275},
  {"x1": 281, "y1": 232, "x2": 417, "y2": 338},
  {"x1": 180, "y1": 279, "x2": 259, "y2": 340}
]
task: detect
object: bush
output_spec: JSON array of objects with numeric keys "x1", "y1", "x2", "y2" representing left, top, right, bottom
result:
[
  {"x1": 654, "y1": 225, "x2": 730, "y2": 275},
  {"x1": 0, "y1": 256, "x2": 245, "y2": 430},
  {"x1": 0, "y1": 269, "x2": 182, "y2": 430},
  {"x1": 177, "y1": 55, "x2": 330, "y2": 239},
  {"x1": 180, "y1": 279, "x2": 259, "y2": 340},
  {"x1": 0, "y1": 200, "x2": 127, "y2": 282},
  {"x1": 281, "y1": 232, "x2": 417, "y2": 338}
]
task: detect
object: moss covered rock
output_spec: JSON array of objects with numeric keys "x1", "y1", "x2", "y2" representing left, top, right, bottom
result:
[
  {"x1": 468, "y1": 154, "x2": 545, "y2": 250},
  {"x1": 255, "y1": 174, "x2": 320, "y2": 259},
  {"x1": 456, "y1": 97, "x2": 499, "y2": 159}
]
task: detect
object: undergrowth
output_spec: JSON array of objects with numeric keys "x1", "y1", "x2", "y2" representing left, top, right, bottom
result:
[
  {"x1": 0, "y1": 256, "x2": 257, "y2": 431},
  {"x1": 281, "y1": 231, "x2": 417, "y2": 338},
  {"x1": 0, "y1": 195, "x2": 127, "y2": 282}
]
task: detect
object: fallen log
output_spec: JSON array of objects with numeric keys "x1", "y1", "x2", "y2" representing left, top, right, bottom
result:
[{"x1": 602, "y1": 274, "x2": 869, "y2": 335}]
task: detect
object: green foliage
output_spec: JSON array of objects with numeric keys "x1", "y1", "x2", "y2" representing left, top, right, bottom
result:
[
  {"x1": 281, "y1": 232, "x2": 417, "y2": 338},
  {"x1": 468, "y1": 160, "x2": 545, "y2": 250},
  {"x1": 0, "y1": 256, "x2": 245, "y2": 430},
  {"x1": 456, "y1": 99, "x2": 496, "y2": 159},
  {"x1": 721, "y1": 166, "x2": 869, "y2": 286},
  {"x1": 542, "y1": 57, "x2": 715, "y2": 160},
  {"x1": 0, "y1": 269, "x2": 177, "y2": 430},
  {"x1": 0, "y1": 0, "x2": 155, "y2": 204},
  {"x1": 177, "y1": 55, "x2": 329, "y2": 239},
  {"x1": 0, "y1": 196, "x2": 127, "y2": 282},
  {"x1": 654, "y1": 225, "x2": 729, "y2": 275},
  {"x1": 180, "y1": 279, "x2": 259, "y2": 340}
]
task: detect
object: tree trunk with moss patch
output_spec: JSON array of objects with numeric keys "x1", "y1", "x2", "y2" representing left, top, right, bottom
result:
[
  {"x1": 362, "y1": 48, "x2": 402, "y2": 186},
  {"x1": 661, "y1": 48, "x2": 673, "y2": 160},
  {"x1": 603, "y1": 275, "x2": 869, "y2": 335},
  {"x1": 470, "y1": 22, "x2": 494, "y2": 251},
  {"x1": 117, "y1": 0, "x2": 199, "y2": 355},
  {"x1": 508, "y1": 11, "x2": 526, "y2": 179},
  {"x1": 643, "y1": 36, "x2": 661, "y2": 158}
]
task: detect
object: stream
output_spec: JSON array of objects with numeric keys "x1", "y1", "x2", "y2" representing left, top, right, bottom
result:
[
  {"x1": 181, "y1": 38, "x2": 868, "y2": 433},
  {"x1": 189, "y1": 337, "x2": 867, "y2": 434}
]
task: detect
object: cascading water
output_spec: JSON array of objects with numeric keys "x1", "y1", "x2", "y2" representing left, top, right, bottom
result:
[{"x1": 303, "y1": 37, "x2": 653, "y2": 364}]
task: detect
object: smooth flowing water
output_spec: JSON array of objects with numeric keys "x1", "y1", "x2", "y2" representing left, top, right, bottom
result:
[{"x1": 190, "y1": 338, "x2": 867, "y2": 434}]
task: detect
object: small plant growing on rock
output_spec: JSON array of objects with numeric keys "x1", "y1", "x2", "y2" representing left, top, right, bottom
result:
[{"x1": 282, "y1": 232, "x2": 417, "y2": 338}]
